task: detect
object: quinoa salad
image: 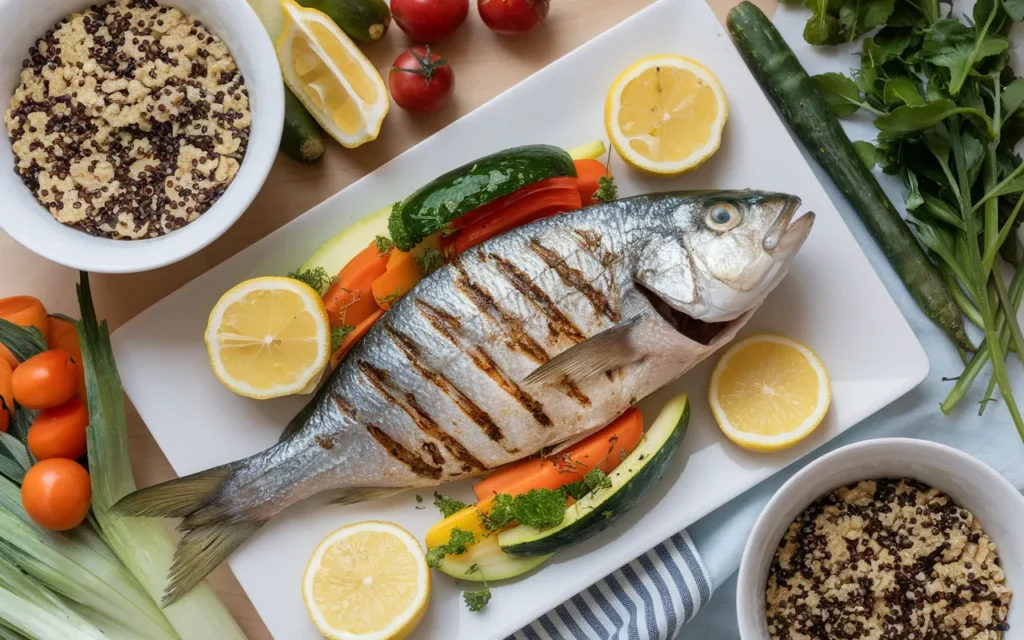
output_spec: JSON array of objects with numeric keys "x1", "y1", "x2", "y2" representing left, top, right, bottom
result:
[
  {"x1": 767, "y1": 479, "x2": 1012, "y2": 639},
  {"x1": 4, "y1": 0, "x2": 251, "y2": 240}
]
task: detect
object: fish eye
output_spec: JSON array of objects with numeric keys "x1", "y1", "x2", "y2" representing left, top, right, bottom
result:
[{"x1": 705, "y1": 203, "x2": 741, "y2": 232}]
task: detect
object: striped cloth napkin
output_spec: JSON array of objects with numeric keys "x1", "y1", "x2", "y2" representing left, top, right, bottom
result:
[{"x1": 513, "y1": 5, "x2": 1024, "y2": 638}]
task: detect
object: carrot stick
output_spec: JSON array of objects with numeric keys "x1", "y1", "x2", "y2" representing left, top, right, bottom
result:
[
  {"x1": 329, "y1": 308, "x2": 385, "y2": 370},
  {"x1": 473, "y1": 407, "x2": 644, "y2": 501},
  {"x1": 0, "y1": 296, "x2": 49, "y2": 369},
  {"x1": 371, "y1": 249, "x2": 424, "y2": 311},
  {"x1": 323, "y1": 243, "x2": 388, "y2": 328},
  {"x1": 574, "y1": 159, "x2": 611, "y2": 205},
  {"x1": 47, "y1": 316, "x2": 86, "y2": 397}
]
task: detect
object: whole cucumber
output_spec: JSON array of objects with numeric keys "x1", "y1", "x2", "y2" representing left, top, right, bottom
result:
[
  {"x1": 727, "y1": 1, "x2": 971, "y2": 351},
  {"x1": 281, "y1": 87, "x2": 326, "y2": 164},
  {"x1": 300, "y1": 0, "x2": 392, "y2": 43}
]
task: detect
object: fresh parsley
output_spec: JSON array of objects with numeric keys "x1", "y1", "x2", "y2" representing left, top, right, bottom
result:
[
  {"x1": 415, "y1": 248, "x2": 446, "y2": 275},
  {"x1": 594, "y1": 175, "x2": 618, "y2": 202},
  {"x1": 287, "y1": 267, "x2": 335, "y2": 294},
  {"x1": 433, "y1": 492, "x2": 468, "y2": 519},
  {"x1": 462, "y1": 564, "x2": 491, "y2": 612},
  {"x1": 330, "y1": 325, "x2": 354, "y2": 352},
  {"x1": 482, "y1": 488, "x2": 568, "y2": 531},
  {"x1": 583, "y1": 468, "x2": 613, "y2": 493},
  {"x1": 562, "y1": 479, "x2": 590, "y2": 501},
  {"x1": 375, "y1": 235, "x2": 394, "y2": 256},
  {"x1": 425, "y1": 527, "x2": 474, "y2": 569}
]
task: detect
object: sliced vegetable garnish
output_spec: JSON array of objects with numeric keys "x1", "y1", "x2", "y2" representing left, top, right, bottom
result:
[
  {"x1": 323, "y1": 242, "x2": 388, "y2": 329},
  {"x1": 329, "y1": 308, "x2": 385, "y2": 369},
  {"x1": 454, "y1": 187, "x2": 583, "y2": 254},
  {"x1": 574, "y1": 159, "x2": 614, "y2": 205}
]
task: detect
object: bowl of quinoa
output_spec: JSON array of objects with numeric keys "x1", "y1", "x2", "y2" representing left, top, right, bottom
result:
[
  {"x1": 737, "y1": 439, "x2": 1023, "y2": 640},
  {"x1": 0, "y1": 0, "x2": 282, "y2": 272}
]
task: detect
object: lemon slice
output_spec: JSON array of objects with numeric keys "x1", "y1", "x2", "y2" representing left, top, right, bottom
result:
[
  {"x1": 277, "y1": 0, "x2": 389, "y2": 149},
  {"x1": 605, "y1": 55, "x2": 728, "y2": 175},
  {"x1": 708, "y1": 334, "x2": 831, "y2": 452},
  {"x1": 205, "y1": 276, "x2": 330, "y2": 399},
  {"x1": 303, "y1": 521, "x2": 430, "y2": 640}
]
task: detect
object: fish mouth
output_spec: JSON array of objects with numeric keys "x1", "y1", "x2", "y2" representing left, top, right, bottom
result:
[
  {"x1": 636, "y1": 283, "x2": 733, "y2": 346},
  {"x1": 762, "y1": 196, "x2": 814, "y2": 255}
]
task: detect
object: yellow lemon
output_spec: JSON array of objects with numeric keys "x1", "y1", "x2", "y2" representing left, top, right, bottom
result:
[
  {"x1": 277, "y1": 0, "x2": 389, "y2": 148},
  {"x1": 709, "y1": 334, "x2": 830, "y2": 452},
  {"x1": 205, "y1": 276, "x2": 330, "y2": 399},
  {"x1": 605, "y1": 55, "x2": 728, "y2": 175},
  {"x1": 303, "y1": 521, "x2": 430, "y2": 640}
]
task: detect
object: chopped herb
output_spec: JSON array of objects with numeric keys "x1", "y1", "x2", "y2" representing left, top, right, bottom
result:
[
  {"x1": 584, "y1": 468, "x2": 612, "y2": 494},
  {"x1": 376, "y1": 290, "x2": 402, "y2": 306},
  {"x1": 425, "y1": 527, "x2": 475, "y2": 568},
  {"x1": 415, "y1": 494, "x2": 423, "y2": 503},
  {"x1": 594, "y1": 147, "x2": 618, "y2": 202},
  {"x1": 602, "y1": 510, "x2": 615, "y2": 520},
  {"x1": 433, "y1": 492, "x2": 468, "y2": 519},
  {"x1": 466, "y1": 563, "x2": 480, "y2": 575},
  {"x1": 619, "y1": 449, "x2": 627, "y2": 462},
  {"x1": 287, "y1": 267, "x2": 336, "y2": 294},
  {"x1": 375, "y1": 235, "x2": 394, "y2": 256},
  {"x1": 563, "y1": 479, "x2": 590, "y2": 501},
  {"x1": 463, "y1": 586, "x2": 491, "y2": 612},
  {"x1": 483, "y1": 488, "x2": 568, "y2": 531},
  {"x1": 415, "y1": 248, "x2": 446, "y2": 275},
  {"x1": 331, "y1": 325, "x2": 354, "y2": 352}
]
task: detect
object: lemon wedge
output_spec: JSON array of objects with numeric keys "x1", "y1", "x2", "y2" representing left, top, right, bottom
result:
[
  {"x1": 605, "y1": 55, "x2": 728, "y2": 175},
  {"x1": 303, "y1": 521, "x2": 430, "y2": 640},
  {"x1": 708, "y1": 334, "x2": 831, "y2": 452},
  {"x1": 277, "y1": 0, "x2": 389, "y2": 148},
  {"x1": 205, "y1": 276, "x2": 330, "y2": 399}
]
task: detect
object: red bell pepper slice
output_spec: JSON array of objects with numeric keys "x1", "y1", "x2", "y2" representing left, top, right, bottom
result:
[
  {"x1": 450, "y1": 176, "x2": 580, "y2": 231},
  {"x1": 454, "y1": 186, "x2": 583, "y2": 254}
]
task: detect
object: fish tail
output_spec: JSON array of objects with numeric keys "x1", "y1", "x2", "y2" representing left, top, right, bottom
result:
[{"x1": 113, "y1": 461, "x2": 263, "y2": 606}]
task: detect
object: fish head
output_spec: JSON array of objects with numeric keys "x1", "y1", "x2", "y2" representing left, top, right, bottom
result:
[{"x1": 633, "y1": 190, "x2": 814, "y2": 324}]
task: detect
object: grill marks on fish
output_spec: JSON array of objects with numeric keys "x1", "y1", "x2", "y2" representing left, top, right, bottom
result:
[
  {"x1": 357, "y1": 360, "x2": 485, "y2": 471},
  {"x1": 489, "y1": 254, "x2": 587, "y2": 344},
  {"x1": 365, "y1": 425, "x2": 442, "y2": 479},
  {"x1": 416, "y1": 298, "x2": 553, "y2": 428},
  {"x1": 421, "y1": 441, "x2": 445, "y2": 465},
  {"x1": 558, "y1": 376, "x2": 591, "y2": 407},
  {"x1": 454, "y1": 265, "x2": 550, "y2": 364},
  {"x1": 529, "y1": 238, "x2": 620, "y2": 322},
  {"x1": 572, "y1": 229, "x2": 618, "y2": 269},
  {"x1": 383, "y1": 325, "x2": 505, "y2": 445}
]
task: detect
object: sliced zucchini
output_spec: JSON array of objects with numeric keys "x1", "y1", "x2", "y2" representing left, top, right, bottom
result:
[
  {"x1": 437, "y1": 535, "x2": 551, "y2": 582},
  {"x1": 498, "y1": 393, "x2": 690, "y2": 557}
]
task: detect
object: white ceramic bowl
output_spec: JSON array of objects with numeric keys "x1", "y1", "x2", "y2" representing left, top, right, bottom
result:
[
  {"x1": 737, "y1": 438, "x2": 1024, "y2": 639},
  {"x1": 0, "y1": 0, "x2": 283, "y2": 273}
]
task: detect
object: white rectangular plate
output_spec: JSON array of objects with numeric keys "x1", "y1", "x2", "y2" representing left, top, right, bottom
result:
[{"x1": 111, "y1": 0, "x2": 930, "y2": 637}]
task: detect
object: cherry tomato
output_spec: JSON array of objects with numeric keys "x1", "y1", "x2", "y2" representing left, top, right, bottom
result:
[
  {"x1": 28, "y1": 396, "x2": 89, "y2": 461},
  {"x1": 48, "y1": 316, "x2": 86, "y2": 398},
  {"x1": 478, "y1": 0, "x2": 549, "y2": 35},
  {"x1": 12, "y1": 349, "x2": 79, "y2": 410},
  {"x1": 21, "y1": 458, "x2": 92, "y2": 531},
  {"x1": 0, "y1": 359, "x2": 12, "y2": 434},
  {"x1": 391, "y1": 0, "x2": 468, "y2": 43},
  {"x1": 389, "y1": 46, "x2": 455, "y2": 113}
]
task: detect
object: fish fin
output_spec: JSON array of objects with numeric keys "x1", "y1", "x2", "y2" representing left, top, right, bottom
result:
[
  {"x1": 163, "y1": 522, "x2": 263, "y2": 606},
  {"x1": 280, "y1": 400, "x2": 317, "y2": 442},
  {"x1": 524, "y1": 313, "x2": 647, "y2": 387},
  {"x1": 329, "y1": 487, "x2": 407, "y2": 506},
  {"x1": 112, "y1": 463, "x2": 240, "y2": 518}
]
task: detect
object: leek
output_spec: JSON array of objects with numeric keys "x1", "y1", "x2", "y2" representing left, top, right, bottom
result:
[{"x1": 76, "y1": 273, "x2": 247, "y2": 639}]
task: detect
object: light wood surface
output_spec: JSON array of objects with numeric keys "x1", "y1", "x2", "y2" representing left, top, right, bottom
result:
[{"x1": 0, "y1": 0, "x2": 778, "y2": 636}]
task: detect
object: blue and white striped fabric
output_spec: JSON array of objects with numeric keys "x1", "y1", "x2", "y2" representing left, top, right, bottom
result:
[{"x1": 511, "y1": 532, "x2": 711, "y2": 640}]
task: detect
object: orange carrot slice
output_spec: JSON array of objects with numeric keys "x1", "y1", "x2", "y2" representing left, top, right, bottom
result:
[
  {"x1": 473, "y1": 407, "x2": 644, "y2": 501},
  {"x1": 323, "y1": 243, "x2": 388, "y2": 329},
  {"x1": 371, "y1": 248, "x2": 424, "y2": 311},
  {"x1": 0, "y1": 297, "x2": 49, "y2": 369},
  {"x1": 574, "y1": 159, "x2": 612, "y2": 205},
  {"x1": 329, "y1": 308, "x2": 385, "y2": 370}
]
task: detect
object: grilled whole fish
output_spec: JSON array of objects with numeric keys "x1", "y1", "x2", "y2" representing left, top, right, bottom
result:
[{"x1": 116, "y1": 190, "x2": 814, "y2": 603}]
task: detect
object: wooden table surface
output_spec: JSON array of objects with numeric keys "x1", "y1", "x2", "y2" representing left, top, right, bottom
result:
[{"x1": 0, "y1": 0, "x2": 778, "y2": 636}]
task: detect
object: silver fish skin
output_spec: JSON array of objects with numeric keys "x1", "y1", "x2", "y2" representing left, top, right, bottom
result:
[{"x1": 115, "y1": 190, "x2": 814, "y2": 604}]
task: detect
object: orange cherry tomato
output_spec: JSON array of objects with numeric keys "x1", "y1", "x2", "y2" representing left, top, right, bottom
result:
[
  {"x1": 21, "y1": 458, "x2": 92, "y2": 531},
  {"x1": 11, "y1": 350, "x2": 79, "y2": 410},
  {"x1": 0, "y1": 359, "x2": 12, "y2": 434},
  {"x1": 28, "y1": 397, "x2": 89, "y2": 461},
  {"x1": 0, "y1": 296, "x2": 49, "y2": 369},
  {"x1": 47, "y1": 316, "x2": 86, "y2": 398}
]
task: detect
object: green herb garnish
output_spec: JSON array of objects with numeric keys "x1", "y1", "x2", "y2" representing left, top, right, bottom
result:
[
  {"x1": 482, "y1": 488, "x2": 568, "y2": 531},
  {"x1": 425, "y1": 527, "x2": 475, "y2": 569},
  {"x1": 330, "y1": 325, "x2": 354, "y2": 352},
  {"x1": 415, "y1": 494, "x2": 423, "y2": 503},
  {"x1": 562, "y1": 479, "x2": 590, "y2": 501},
  {"x1": 376, "y1": 290, "x2": 402, "y2": 306},
  {"x1": 594, "y1": 175, "x2": 617, "y2": 202},
  {"x1": 287, "y1": 267, "x2": 336, "y2": 294},
  {"x1": 415, "y1": 248, "x2": 446, "y2": 276},
  {"x1": 583, "y1": 468, "x2": 612, "y2": 493},
  {"x1": 463, "y1": 586, "x2": 491, "y2": 612},
  {"x1": 433, "y1": 492, "x2": 468, "y2": 519},
  {"x1": 375, "y1": 235, "x2": 395, "y2": 256}
]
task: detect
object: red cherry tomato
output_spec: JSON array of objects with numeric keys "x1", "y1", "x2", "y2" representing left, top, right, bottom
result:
[
  {"x1": 11, "y1": 349, "x2": 79, "y2": 410},
  {"x1": 478, "y1": 0, "x2": 549, "y2": 35},
  {"x1": 389, "y1": 46, "x2": 455, "y2": 113},
  {"x1": 28, "y1": 396, "x2": 89, "y2": 461},
  {"x1": 21, "y1": 458, "x2": 92, "y2": 531},
  {"x1": 391, "y1": 0, "x2": 469, "y2": 43}
]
